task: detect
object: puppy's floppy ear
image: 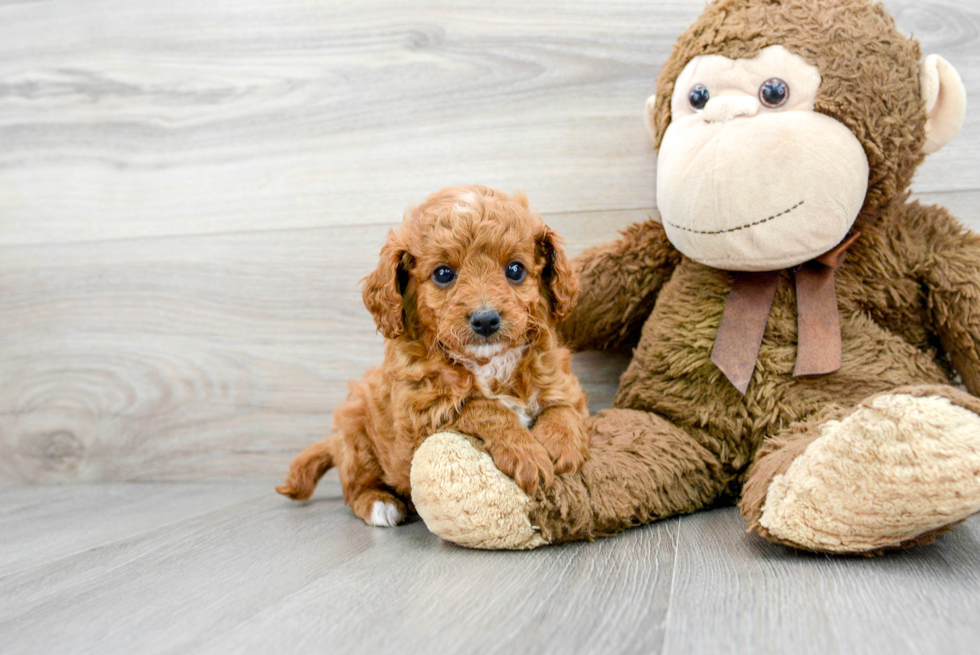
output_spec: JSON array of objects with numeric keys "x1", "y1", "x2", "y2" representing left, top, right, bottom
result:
[
  {"x1": 536, "y1": 225, "x2": 578, "y2": 322},
  {"x1": 362, "y1": 230, "x2": 411, "y2": 339}
]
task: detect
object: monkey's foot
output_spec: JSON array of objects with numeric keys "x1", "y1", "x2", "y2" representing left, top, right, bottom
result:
[
  {"x1": 760, "y1": 392, "x2": 980, "y2": 553},
  {"x1": 410, "y1": 431, "x2": 548, "y2": 550}
]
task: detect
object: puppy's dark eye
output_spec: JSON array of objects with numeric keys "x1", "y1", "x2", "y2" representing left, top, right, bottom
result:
[
  {"x1": 432, "y1": 265, "x2": 456, "y2": 286},
  {"x1": 505, "y1": 261, "x2": 526, "y2": 283},
  {"x1": 688, "y1": 84, "x2": 710, "y2": 111},
  {"x1": 759, "y1": 78, "x2": 789, "y2": 108}
]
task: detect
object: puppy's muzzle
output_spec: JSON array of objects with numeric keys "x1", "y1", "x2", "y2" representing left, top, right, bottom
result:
[{"x1": 469, "y1": 308, "x2": 501, "y2": 337}]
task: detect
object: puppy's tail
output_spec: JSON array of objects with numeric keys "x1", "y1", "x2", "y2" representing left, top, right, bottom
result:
[{"x1": 276, "y1": 435, "x2": 343, "y2": 501}]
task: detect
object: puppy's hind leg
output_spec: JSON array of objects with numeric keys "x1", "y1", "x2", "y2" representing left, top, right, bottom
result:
[
  {"x1": 340, "y1": 451, "x2": 407, "y2": 527},
  {"x1": 348, "y1": 485, "x2": 409, "y2": 528},
  {"x1": 276, "y1": 435, "x2": 343, "y2": 500}
]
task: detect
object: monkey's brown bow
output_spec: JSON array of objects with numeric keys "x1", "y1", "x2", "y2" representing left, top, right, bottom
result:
[{"x1": 710, "y1": 233, "x2": 860, "y2": 394}]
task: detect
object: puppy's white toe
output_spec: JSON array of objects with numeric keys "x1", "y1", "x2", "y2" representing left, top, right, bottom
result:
[{"x1": 369, "y1": 500, "x2": 406, "y2": 527}]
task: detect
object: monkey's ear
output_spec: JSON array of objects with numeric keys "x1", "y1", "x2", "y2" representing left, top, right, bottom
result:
[
  {"x1": 362, "y1": 231, "x2": 411, "y2": 339},
  {"x1": 920, "y1": 54, "x2": 967, "y2": 154},
  {"x1": 644, "y1": 94, "x2": 658, "y2": 141},
  {"x1": 536, "y1": 226, "x2": 578, "y2": 323}
]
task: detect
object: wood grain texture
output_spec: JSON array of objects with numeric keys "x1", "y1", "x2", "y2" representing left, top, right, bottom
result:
[
  {"x1": 192, "y1": 497, "x2": 678, "y2": 655},
  {"x1": 0, "y1": 0, "x2": 978, "y2": 482},
  {"x1": 0, "y1": 0, "x2": 976, "y2": 246},
  {"x1": 1, "y1": 481, "x2": 979, "y2": 655},
  {"x1": 661, "y1": 508, "x2": 980, "y2": 655},
  {"x1": 0, "y1": 212, "x2": 640, "y2": 482},
  {"x1": 0, "y1": 482, "x2": 269, "y2": 577},
  {"x1": 0, "y1": 0, "x2": 676, "y2": 246},
  {"x1": 0, "y1": 476, "x2": 676, "y2": 655}
]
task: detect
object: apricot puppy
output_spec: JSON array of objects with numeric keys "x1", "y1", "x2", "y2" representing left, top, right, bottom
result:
[{"x1": 277, "y1": 186, "x2": 589, "y2": 526}]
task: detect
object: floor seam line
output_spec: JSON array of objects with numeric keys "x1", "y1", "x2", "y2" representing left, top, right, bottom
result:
[{"x1": 661, "y1": 520, "x2": 681, "y2": 655}]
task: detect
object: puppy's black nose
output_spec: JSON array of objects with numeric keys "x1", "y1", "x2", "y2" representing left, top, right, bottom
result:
[{"x1": 469, "y1": 309, "x2": 501, "y2": 337}]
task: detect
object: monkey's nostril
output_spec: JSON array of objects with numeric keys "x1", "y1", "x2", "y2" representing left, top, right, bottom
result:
[{"x1": 469, "y1": 309, "x2": 501, "y2": 337}]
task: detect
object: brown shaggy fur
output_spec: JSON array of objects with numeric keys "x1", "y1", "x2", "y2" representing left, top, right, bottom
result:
[
  {"x1": 502, "y1": 0, "x2": 980, "y2": 552},
  {"x1": 277, "y1": 186, "x2": 589, "y2": 525}
]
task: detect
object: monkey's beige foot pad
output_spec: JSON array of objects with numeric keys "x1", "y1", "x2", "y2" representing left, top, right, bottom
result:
[
  {"x1": 761, "y1": 393, "x2": 980, "y2": 553},
  {"x1": 410, "y1": 431, "x2": 548, "y2": 550}
]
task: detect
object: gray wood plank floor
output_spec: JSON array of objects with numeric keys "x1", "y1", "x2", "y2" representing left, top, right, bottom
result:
[{"x1": 2, "y1": 480, "x2": 979, "y2": 655}]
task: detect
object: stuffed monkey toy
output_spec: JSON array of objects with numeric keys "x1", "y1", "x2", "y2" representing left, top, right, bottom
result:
[{"x1": 407, "y1": 0, "x2": 980, "y2": 554}]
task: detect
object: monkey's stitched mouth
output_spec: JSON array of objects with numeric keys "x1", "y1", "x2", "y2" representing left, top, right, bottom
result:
[{"x1": 664, "y1": 200, "x2": 805, "y2": 236}]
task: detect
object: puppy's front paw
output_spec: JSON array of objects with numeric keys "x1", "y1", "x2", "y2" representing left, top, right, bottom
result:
[
  {"x1": 485, "y1": 438, "x2": 554, "y2": 496},
  {"x1": 533, "y1": 424, "x2": 589, "y2": 475},
  {"x1": 551, "y1": 440, "x2": 589, "y2": 476}
]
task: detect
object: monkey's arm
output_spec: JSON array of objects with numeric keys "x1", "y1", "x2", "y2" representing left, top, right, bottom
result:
[
  {"x1": 560, "y1": 219, "x2": 682, "y2": 351},
  {"x1": 918, "y1": 203, "x2": 980, "y2": 395}
]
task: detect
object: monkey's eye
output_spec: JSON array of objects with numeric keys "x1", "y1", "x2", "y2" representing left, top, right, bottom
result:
[
  {"x1": 759, "y1": 78, "x2": 789, "y2": 108},
  {"x1": 688, "y1": 84, "x2": 710, "y2": 111},
  {"x1": 432, "y1": 265, "x2": 456, "y2": 287},
  {"x1": 505, "y1": 261, "x2": 526, "y2": 283}
]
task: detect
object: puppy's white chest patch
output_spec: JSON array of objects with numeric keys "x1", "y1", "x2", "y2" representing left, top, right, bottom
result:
[
  {"x1": 462, "y1": 346, "x2": 539, "y2": 427},
  {"x1": 465, "y1": 346, "x2": 524, "y2": 387}
]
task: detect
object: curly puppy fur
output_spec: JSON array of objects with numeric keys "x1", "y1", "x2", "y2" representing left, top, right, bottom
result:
[{"x1": 277, "y1": 186, "x2": 589, "y2": 526}]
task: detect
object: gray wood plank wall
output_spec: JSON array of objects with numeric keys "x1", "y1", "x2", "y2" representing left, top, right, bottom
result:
[{"x1": 1, "y1": 0, "x2": 978, "y2": 482}]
